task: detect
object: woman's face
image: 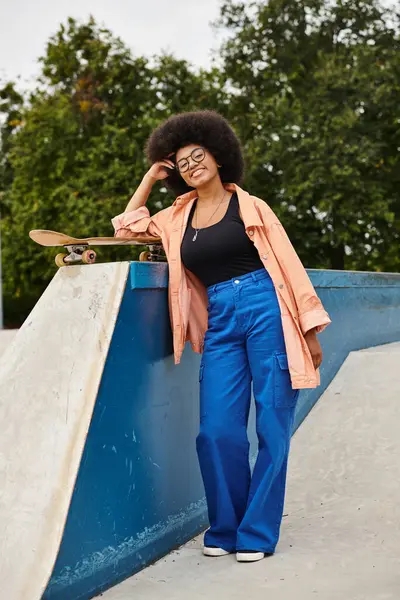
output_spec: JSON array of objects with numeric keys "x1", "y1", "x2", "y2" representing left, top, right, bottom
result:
[{"x1": 175, "y1": 144, "x2": 220, "y2": 188}]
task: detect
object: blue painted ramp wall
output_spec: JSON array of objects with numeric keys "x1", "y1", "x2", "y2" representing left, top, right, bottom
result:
[
  {"x1": 295, "y1": 269, "x2": 400, "y2": 426},
  {"x1": 43, "y1": 264, "x2": 400, "y2": 600}
]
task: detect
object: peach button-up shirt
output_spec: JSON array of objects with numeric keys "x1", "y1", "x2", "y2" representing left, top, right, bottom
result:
[{"x1": 112, "y1": 183, "x2": 331, "y2": 389}]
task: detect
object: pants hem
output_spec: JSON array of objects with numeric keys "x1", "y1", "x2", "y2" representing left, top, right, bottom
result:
[
  {"x1": 204, "y1": 544, "x2": 236, "y2": 553},
  {"x1": 236, "y1": 547, "x2": 275, "y2": 554}
]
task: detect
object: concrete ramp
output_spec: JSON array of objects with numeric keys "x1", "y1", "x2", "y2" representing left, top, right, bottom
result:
[
  {"x1": 100, "y1": 341, "x2": 400, "y2": 600},
  {"x1": 0, "y1": 329, "x2": 17, "y2": 358},
  {"x1": 1, "y1": 265, "x2": 399, "y2": 600},
  {"x1": 0, "y1": 263, "x2": 129, "y2": 600}
]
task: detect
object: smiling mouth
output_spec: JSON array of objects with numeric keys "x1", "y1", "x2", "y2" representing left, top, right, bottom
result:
[{"x1": 191, "y1": 168, "x2": 205, "y2": 178}]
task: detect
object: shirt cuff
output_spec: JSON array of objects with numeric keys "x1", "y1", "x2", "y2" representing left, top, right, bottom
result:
[
  {"x1": 111, "y1": 206, "x2": 151, "y2": 233},
  {"x1": 299, "y1": 309, "x2": 332, "y2": 335}
]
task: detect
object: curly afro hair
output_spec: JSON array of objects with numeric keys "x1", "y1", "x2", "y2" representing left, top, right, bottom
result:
[{"x1": 145, "y1": 110, "x2": 244, "y2": 196}]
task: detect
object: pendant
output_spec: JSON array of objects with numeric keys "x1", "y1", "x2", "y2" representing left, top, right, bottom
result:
[{"x1": 192, "y1": 230, "x2": 198, "y2": 242}]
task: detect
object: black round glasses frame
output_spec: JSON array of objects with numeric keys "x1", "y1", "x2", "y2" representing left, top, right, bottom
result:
[{"x1": 176, "y1": 147, "x2": 206, "y2": 173}]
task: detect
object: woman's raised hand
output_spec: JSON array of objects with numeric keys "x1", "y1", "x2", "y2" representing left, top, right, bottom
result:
[{"x1": 146, "y1": 159, "x2": 175, "y2": 182}]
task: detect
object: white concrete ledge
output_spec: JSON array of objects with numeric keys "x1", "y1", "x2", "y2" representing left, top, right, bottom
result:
[
  {"x1": 0, "y1": 264, "x2": 129, "y2": 600},
  {"x1": 0, "y1": 329, "x2": 17, "y2": 358}
]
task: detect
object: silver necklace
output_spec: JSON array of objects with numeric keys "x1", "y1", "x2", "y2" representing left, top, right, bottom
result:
[{"x1": 192, "y1": 190, "x2": 227, "y2": 242}]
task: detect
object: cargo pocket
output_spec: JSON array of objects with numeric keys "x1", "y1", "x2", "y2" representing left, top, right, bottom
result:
[{"x1": 274, "y1": 352, "x2": 299, "y2": 408}]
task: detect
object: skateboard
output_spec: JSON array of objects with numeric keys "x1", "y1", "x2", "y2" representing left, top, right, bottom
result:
[{"x1": 29, "y1": 230, "x2": 165, "y2": 267}]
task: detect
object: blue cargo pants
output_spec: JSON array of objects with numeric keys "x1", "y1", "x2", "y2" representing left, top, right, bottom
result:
[{"x1": 196, "y1": 268, "x2": 299, "y2": 553}]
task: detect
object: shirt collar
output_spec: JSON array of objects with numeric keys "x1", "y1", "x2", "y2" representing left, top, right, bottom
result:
[{"x1": 173, "y1": 183, "x2": 263, "y2": 228}]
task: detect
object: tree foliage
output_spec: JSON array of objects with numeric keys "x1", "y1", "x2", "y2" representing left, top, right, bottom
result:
[
  {"x1": 0, "y1": 3, "x2": 399, "y2": 326},
  {"x1": 0, "y1": 18, "x2": 226, "y2": 325},
  {"x1": 218, "y1": 0, "x2": 400, "y2": 271}
]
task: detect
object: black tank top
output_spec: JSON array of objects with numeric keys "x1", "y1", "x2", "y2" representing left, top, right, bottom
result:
[{"x1": 181, "y1": 192, "x2": 264, "y2": 287}]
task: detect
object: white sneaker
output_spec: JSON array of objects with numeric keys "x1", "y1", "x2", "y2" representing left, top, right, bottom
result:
[
  {"x1": 236, "y1": 551, "x2": 265, "y2": 562},
  {"x1": 203, "y1": 546, "x2": 231, "y2": 557}
]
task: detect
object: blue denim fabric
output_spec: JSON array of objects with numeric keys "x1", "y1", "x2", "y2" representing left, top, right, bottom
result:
[{"x1": 196, "y1": 268, "x2": 299, "y2": 553}]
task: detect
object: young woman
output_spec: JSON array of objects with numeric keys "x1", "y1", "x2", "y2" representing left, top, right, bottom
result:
[{"x1": 112, "y1": 110, "x2": 331, "y2": 563}]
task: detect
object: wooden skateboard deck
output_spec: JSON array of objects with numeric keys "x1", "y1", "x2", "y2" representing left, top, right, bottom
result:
[{"x1": 29, "y1": 230, "x2": 165, "y2": 267}]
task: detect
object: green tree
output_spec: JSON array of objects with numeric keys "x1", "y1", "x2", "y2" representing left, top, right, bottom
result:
[
  {"x1": 218, "y1": 0, "x2": 400, "y2": 271},
  {"x1": 0, "y1": 17, "x2": 226, "y2": 325},
  {"x1": 0, "y1": 82, "x2": 24, "y2": 208},
  {"x1": 1, "y1": 5, "x2": 399, "y2": 326}
]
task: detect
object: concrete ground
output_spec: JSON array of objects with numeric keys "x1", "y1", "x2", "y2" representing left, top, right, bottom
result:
[
  {"x1": 0, "y1": 329, "x2": 17, "y2": 359},
  {"x1": 101, "y1": 342, "x2": 400, "y2": 600}
]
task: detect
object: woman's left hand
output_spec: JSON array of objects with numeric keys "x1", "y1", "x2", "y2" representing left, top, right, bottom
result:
[{"x1": 304, "y1": 329, "x2": 323, "y2": 369}]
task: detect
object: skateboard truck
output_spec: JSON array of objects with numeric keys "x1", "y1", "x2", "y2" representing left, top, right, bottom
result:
[
  {"x1": 138, "y1": 245, "x2": 166, "y2": 263},
  {"x1": 55, "y1": 246, "x2": 97, "y2": 267}
]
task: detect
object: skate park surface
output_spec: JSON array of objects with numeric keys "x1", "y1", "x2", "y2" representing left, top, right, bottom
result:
[
  {"x1": 102, "y1": 342, "x2": 400, "y2": 600},
  {"x1": 0, "y1": 261, "x2": 399, "y2": 600},
  {"x1": 0, "y1": 329, "x2": 17, "y2": 357}
]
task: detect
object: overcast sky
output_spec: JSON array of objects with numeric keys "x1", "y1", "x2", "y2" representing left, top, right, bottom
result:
[{"x1": 0, "y1": 0, "x2": 224, "y2": 86}]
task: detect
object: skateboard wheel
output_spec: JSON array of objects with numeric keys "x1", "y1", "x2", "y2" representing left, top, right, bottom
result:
[
  {"x1": 139, "y1": 251, "x2": 152, "y2": 262},
  {"x1": 82, "y1": 249, "x2": 96, "y2": 264},
  {"x1": 55, "y1": 253, "x2": 67, "y2": 268}
]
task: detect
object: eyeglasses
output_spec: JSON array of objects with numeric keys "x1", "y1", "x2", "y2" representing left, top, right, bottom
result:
[{"x1": 176, "y1": 147, "x2": 206, "y2": 173}]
